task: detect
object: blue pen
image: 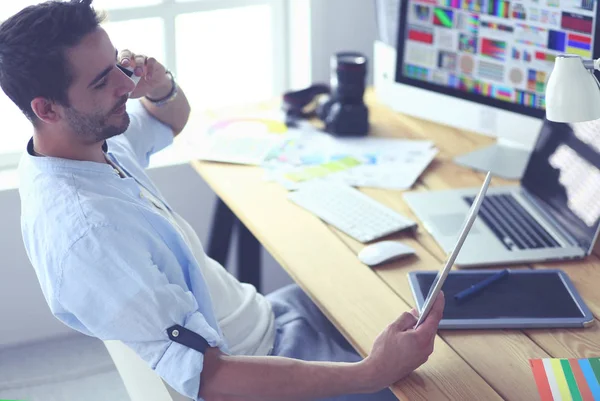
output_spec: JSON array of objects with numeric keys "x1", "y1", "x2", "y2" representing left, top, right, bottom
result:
[{"x1": 454, "y1": 269, "x2": 510, "y2": 302}]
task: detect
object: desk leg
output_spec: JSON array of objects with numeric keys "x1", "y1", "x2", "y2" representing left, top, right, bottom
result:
[
  {"x1": 237, "y1": 221, "x2": 262, "y2": 293},
  {"x1": 207, "y1": 198, "x2": 235, "y2": 269},
  {"x1": 207, "y1": 198, "x2": 262, "y2": 293}
]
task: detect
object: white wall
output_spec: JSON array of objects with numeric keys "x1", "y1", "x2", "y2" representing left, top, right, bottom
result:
[
  {"x1": 0, "y1": 188, "x2": 73, "y2": 347},
  {"x1": 293, "y1": 0, "x2": 378, "y2": 87},
  {"x1": 0, "y1": 163, "x2": 292, "y2": 349}
]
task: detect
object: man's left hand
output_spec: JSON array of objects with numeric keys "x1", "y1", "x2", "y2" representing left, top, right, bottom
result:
[{"x1": 118, "y1": 49, "x2": 171, "y2": 100}]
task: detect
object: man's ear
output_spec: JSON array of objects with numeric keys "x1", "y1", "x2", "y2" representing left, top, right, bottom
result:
[{"x1": 30, "y1": 97, "x2": 62, "y2": 124}]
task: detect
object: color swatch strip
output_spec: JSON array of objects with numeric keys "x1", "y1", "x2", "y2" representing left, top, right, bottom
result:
[{"x1": 530, "y1": 358, "x2": 600, "y2": 401}]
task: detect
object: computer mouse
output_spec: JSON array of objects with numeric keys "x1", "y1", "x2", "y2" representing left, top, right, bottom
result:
[{"x1": 358, "y1": 241, "x2": 416, "y2": 267}]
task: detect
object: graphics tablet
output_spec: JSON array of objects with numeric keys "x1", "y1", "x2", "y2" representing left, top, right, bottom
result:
[{"x1": 408, "y1": 269, "x2": 594, "y2": 329}]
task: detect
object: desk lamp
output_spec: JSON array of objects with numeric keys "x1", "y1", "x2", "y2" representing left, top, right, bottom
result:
[{"x1": 546, "y1": 55, "x2": 600, "y2": 123}]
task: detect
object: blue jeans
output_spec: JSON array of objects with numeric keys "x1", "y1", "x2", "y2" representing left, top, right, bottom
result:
[{"x1": 266, "y1": 285, "x2": 398, "y2": 401}]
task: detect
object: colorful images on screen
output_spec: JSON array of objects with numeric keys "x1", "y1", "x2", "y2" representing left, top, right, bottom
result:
[
  {"x1": 567, "y1": 32, "x2": 592, "y2": 58},
  {"x1": 461, "y1": 0, "x2": 485, "y2": 12},
  {"x1": 481, "y1": 38, "x2": 507, "y2": 61},
  {"x1": 582, "y1": 0, "x2": 594, "y2": 11},
  {"x1": 487, "y1": 0, "x2": 510, "y2": 18},
  {"x1": 561, "y1": 11, "x2": 593, "y2": 34},
  {"x1": 516, "y1": 90, "x2": 545, "y2": 108},
  {"x1": 527, "y1": 69, "x2": 547, "y2": 92},
  {"x1": 404, "y1": 64, "x2": 429, "y2": 80},
  {"x1": 400, "y1": 0, "x2": 598, "y2": 112},
  {"x1": 414, "y1": 4, "x2": 431, "y2": 21},
  {"x1": 478, "y1": 60, "x2": 504, "y2": 81},
  {"x1": 438, "y1": 50, "x2": 458, "y2": 70},
  {"x1": 481, "y1": 20, "x2": 514, "y2": 32},
  {"x1": 458, "y1": 12, "x2": 479, "y2": 33},
  {"x1": 548, "y1": 30, "x2": 567, "y2": 52},
  {"x1": 408, "y1": 25, "x2": 434, "y2": 44},
  {"x1": 459, "y1": 33, "x2": 478, "y2": 53},
  {"x1": 433, "y1": 7, "x2": 454, "y2": 28},
  {"x1": 512, "y1": 4, "x2": 527, "y2": 20},
  {"x1": 440, "y1": 0, "x2": 460, "y2": 7},
  {"x1": 535, "y1": 51, "x2": 556, "y2": 63}
]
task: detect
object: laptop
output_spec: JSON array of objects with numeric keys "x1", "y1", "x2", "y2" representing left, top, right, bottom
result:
[{"x1": 404, "y1": 119, "x2": 600, "y2": 267}]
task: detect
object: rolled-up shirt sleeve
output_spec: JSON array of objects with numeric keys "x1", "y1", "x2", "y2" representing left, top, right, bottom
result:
[
  {"x1": 124, "y1": 99, "x2": 174, "y2": 168},
  {"x1": 56, "y1": 224, "x2": 225, "y2": 400}
]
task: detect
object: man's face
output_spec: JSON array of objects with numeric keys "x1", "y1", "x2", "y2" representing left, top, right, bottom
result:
[{"x1": 62, "y1": 27, "x2": 135, "y2": 144}]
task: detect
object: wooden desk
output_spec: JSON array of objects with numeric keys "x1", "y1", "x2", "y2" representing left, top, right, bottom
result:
[{"x1": 189, "y1": 92, "x2": 600, "y2": 400}]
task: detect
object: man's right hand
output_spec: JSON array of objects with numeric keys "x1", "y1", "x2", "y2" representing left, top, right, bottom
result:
[
  {"x1": 361, "y1": 292, "x2": 445, "y2": 392},
  {"x1": 198, "y1": 292, "x2": 445, "y2": 401}
]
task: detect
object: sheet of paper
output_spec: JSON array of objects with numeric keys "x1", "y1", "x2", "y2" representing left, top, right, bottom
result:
[
  {"x1": 264, "y1": 128, "x2": 438, "y2": 190},
  {"x1": 183, "y1": 116, "x2": 293, "y2": 165},
  {"x1": 270, "y1": 130, "x2": 434, "y2": 165},
  {"x1": 284, "y1": 157, "x2": 362, "y2": 182},
  {"x1": 183, "y1": 116, "x2": 437, "y2": 190},
  {"x1": 329, "y1": 147, "x2": 439, "y2": 190},
  {"x1": 529, "y1": 358, "x2": 600, "y2": 401}
]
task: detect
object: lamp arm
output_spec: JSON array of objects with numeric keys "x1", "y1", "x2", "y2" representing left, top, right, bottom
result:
[
  {"x1": 582, "y1": 58, "x2": 600, "y2": 90},
  {"x1": 582, "y1": 58, "x2": 600, "y2": 71}
]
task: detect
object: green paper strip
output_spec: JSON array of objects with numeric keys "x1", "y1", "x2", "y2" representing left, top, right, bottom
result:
[
  {"x1": 589, "y1": 358, "x2": 600, "y2": 385},
  {"x1": 561, "y1": 359, "x2": 583, "y2": 401}
]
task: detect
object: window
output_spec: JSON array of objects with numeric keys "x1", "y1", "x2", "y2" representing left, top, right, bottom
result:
[
  {"x1": 0, "y1": 1, "x2": 44, "y2": 20},
  {"x1": 176, "y1": 5, "x2": 273, "y2": 110},
  {"x1": 0, "y1": 0, "x2": 288, "y2": 168},
  {"x1": 0, "y1": 91, "x2": 31, "y2": 161},
  {"x1": 102, "y1": 18, "x2": 166, "y2": 66},
  {"x1": 96, "y1": 0, "x2": 162, "y2": 9}
]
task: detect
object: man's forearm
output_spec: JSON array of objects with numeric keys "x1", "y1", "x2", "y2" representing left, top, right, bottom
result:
[
  {"x1": 141, "y1": 83, "x2": 191, "y2": 136},
  {"x1": 199, "y1": 348, "x2": 378, "y2": 401}
]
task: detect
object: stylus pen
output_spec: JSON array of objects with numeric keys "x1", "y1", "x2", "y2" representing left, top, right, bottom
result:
[{"x1": 454, "y1": 269, "x2": 510, "y2": 302}]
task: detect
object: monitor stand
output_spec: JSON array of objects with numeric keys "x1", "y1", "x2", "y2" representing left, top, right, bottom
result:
[{"x1": 454, "y1": 142, "x2": 530, "y2": 180}]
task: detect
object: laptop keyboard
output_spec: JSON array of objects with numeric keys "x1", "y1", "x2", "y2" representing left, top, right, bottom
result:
[{"x1": 464, "y1": 194, "x2": 560, "y2": 251}]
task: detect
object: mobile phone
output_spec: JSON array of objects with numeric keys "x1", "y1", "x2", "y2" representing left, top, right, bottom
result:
[{"x1": 117, "y1": 64, "x2": 141, "y2": 86}]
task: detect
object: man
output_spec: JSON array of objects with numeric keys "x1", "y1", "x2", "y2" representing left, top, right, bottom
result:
[{"x1": 1, "y1": 1, "x2": 445, "y2": 400}]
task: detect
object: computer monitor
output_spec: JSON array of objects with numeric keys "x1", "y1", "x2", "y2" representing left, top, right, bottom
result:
[{"x1": 373, "y1": 0, "x2": 600, "y2": 179}]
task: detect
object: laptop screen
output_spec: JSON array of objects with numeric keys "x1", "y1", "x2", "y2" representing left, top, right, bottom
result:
[{"x1": 521, "y1": 119, "x2": 600, "y2": 251}]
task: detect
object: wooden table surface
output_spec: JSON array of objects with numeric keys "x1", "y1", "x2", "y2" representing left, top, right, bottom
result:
[{"x1": 188, "y1": 92, "x2": 600, "y2": 401}]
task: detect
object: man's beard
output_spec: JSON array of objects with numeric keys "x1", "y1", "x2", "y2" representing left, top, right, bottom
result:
[{"x1": 64, "y1": 96, "x2": 130, "y2": 143}]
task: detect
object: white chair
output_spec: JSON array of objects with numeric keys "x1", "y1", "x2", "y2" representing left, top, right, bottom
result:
[{"x1": 103, "y1": 340, "x2": 192, "y2": 401}]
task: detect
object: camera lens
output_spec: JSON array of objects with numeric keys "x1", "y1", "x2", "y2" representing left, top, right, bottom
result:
[{"x1": 330, "y1": 51, "x2": 368, "y2": 104}]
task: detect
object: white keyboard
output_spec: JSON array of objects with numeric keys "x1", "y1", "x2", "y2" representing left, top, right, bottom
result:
[{"x1": 288, "y1": 181, "x2": 417, "y2": 243}]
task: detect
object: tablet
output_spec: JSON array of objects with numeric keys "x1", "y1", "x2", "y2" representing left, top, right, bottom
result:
[
  {"x1": 408, "y1": 269, "x2": 594, "y2": 329},
  {"x1": 414, "y1": 171, "x2": 491, "y2": 328}
]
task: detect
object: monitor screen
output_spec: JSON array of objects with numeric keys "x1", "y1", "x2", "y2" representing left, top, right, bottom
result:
[
  {"x1": 394, "y1": 0, "x2": 600, "y2": 119},
  {"x1": 522, "y1": 119, "x2": 600, "y2": 251}
]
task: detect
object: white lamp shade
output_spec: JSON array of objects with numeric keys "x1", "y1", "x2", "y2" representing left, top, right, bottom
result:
[{"x1": 545, "y1": 55, "x2": 600, "y2": 123}]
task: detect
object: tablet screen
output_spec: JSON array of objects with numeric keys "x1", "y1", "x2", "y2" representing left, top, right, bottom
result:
[{"x1": 414, "y1": 271, "x2": 585, "y2": 319}]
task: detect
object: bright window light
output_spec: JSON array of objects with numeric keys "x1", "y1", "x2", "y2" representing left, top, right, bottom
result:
[
  {"x1": 102, "y1": 18, "x2": 166, "y2": 65},
  {"x1": 176, "y1": 5, "x2": 274, "y2": 110},
  {"x1": 94, "y1": 0, "x2": 163, "y2": 11}
]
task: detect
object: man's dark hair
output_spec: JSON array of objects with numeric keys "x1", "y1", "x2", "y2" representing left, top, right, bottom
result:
[{"x1": 0, "y1": 1, "x2": 105, "y2": 123}]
